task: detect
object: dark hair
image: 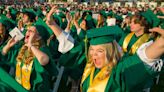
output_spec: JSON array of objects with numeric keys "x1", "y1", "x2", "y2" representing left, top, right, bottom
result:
[
  {"x1": 82, "y1": 11, "x2": 92, "y2": 20},
  {"x1": 82, "y1": 12, "x2": 87, "y2": 20},
  {"x1": 24, "y1": 13, "x2": 36, "y2": 23},
  {"x1": 130, "y1": 14, "x2": 150, "y2": 33}
]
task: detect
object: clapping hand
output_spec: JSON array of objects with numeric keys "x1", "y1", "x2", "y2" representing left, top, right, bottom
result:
[
  {"x1": 6, "y1": 36, "x2": 18, "y2": 48},
  {"x1": 46, "y1": 5, "x2": 58, "y2": 26},
  {"x1": 73, "y1": 11, "x2": 80, "y2": 21},
  {"x1": 66, "y1": 12, "x2": 72, "y2": 23}
]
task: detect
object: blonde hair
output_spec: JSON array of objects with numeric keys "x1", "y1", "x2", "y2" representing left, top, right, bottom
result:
[
  {"x1": 0, "y1": 23, "x2": 6, "y2": 36},
  {"x1": 88, "y1": 41, "x2": 121, "y2": 68},
  {"x1": 104, "y1": 41, "x2": 121, "y2": 67},
  {"x1": 97, "y1": 14, "x2": 105, "y2": 28},
  {"x1": 0, "y1": 24, "x2": 6, "y2": 44}
]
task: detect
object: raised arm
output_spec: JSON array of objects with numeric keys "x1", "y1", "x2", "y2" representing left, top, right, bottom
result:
[
  {"x1": 2, "y1": 37, "x2": 18, "y2": 55},
  {"x1": 65, "y1": 12, "x2": 72, "y2": 33},
  {"x1": 73, "y1": 11, "x2": 81, "y2": 30},
  {"x1": 145, "y1": 27, "x2": 164, "y2": 62},
  {"x1": 46, "y1": 6, "x2": 63, "y2": 37},
  {"x1": 26, "y1": 26, "x2": 49, "y2": 66},
  {"x1": 46, "y1": 6, "x2": 74, "y2": 54}
]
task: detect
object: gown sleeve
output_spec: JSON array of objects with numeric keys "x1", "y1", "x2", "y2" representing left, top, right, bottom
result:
[{"x1": 107, "y1": 41, "x2": 163, "y2": 92}]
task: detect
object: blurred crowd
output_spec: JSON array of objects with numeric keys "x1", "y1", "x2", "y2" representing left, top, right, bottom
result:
[{"x1": 0, "y1": 1, "x2": 164, "y2": 92}]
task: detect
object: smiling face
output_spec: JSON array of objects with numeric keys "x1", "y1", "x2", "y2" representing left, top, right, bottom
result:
[{"x1": 89, "y1": 44, "x2": 107, "y2": 69}]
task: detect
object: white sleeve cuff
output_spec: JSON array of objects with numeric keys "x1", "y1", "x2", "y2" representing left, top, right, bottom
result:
[
  {"x1": 64, "y1": 29, "x2": 71, "y2": 34},
  {"x1": 137, "y1": 40, "x2": 163, "y2": 72},
  {"x1": 77, "y1": 28, "x2": 81, "y2": 35},
  {"x1": 57, "y1": 31, "x2": 75, "y2": 54},
  {"x1": 20, "y1": 28, "x2": 24, "y2": 32}
]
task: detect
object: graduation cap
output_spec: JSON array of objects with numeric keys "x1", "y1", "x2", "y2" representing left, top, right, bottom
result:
[
  {"x1": 59, "y1": 8, "x2": 68, "y2": 13},
  {"x1": 0, "y1": 15, "x2": 16, "y2": 30},
  {"x1": 114, "y1": 14, "x2": 123, "y2": 22},
  {"x1": 34, "y1": 18, "x2": 53, "y2": 42},
  {"x1": 141, "y1": 9, "x2": 160, "y2": 28},
  {"x1": 99, "y1": 10, "x2": 107, "y2": 18},
  {"x1": 83, "y1": 10, "x2": 92, "y2": 16},
  {"x1": 22, "y1": 9, "x2": 36, "y2": 20},
  {"x1": 58, "y1": 12, "x2": 66, "y2": 18},
  {"x1": 85, "y1": 14, "x2": 96, "y2": 30},
  {"x1": 3, "y1": 10, "x2": 7, "y2": 15},
  {"x1": 106, "y1": 11, "x2": 114, "y2": 17},
  {"x1": 70, "y1": 11, "x2": 75, "y2": 17},
  {"x1": 46, "y1": 6, "x2": 51, "y2": 12},
  {"x1": 53, "y1": 14, "x2": 63, "y2": 27},
  {"x1": 127, "y1": 12, "x2": 132, "y2": 17},
  {"x1": 10, "y1": 8, "x2": 18, "y2": 21},
  {"x1": 0, "y1": 16, "x2": 8, "y2": 26},
  {"x1": 87, "y1": 26, "x2": 122, "y2": 45},
  {"x1": 36, "y1": 9, "x2": 44, "y2": 19},
  {"x1": 0, "y1": 5, "x2": 5, "y2": 10}
]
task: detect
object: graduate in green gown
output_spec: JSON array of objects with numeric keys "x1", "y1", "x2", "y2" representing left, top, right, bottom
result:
[
  {"x1": 47, "y1": 8, "x2": 90, "y2": 92},
  {"x1": 150, "y1": 7, "x2": 164, "y2": 92},
  {"x1": 0, "y1": 15, "x2": 15, "y2": 46},
  {"x1": 96, "y1": 10, "x2": 107, "y2": 28},
  {"x1": 118, "y1": 9, "x2": 161, "y2": 91},
  {"x1": 121, "y1": 15, "x2": 131, "y2": 33},
  {"x1": 46, "y1": 6, "x2": 164, "y2": 92},
  {"x1": 17, "y1": 9, "x2": 36, "y2": 36},
  {"x1": 0, "y1": 18, "x2": 57, "y2": 92},
  {"x1": 119, "y1": 9, "x2": 160, "y2": 57},
  {"x1": 0, "y1": 15, "x2": 16, "y2": 72},
  {"x1": 12, "y1": 9, "x2": 37, "y2": 50},
  {"x1": 72, "y1": 11, "x2": 95, "y2": 41}
]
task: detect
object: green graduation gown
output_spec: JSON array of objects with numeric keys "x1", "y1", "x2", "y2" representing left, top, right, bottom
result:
[
  {"x1": 0, "y1": 45, "x2": 56, "y2": 92},
  {"x1": 58, "y1": 34, "x2": 160, "y2": 91},
  {"x1": 119, "y1": 33, "x2": 153, "y2": 57}
]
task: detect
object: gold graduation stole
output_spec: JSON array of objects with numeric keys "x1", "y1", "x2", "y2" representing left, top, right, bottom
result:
[
  {"x1": 26, "y1": 23, "x2": 33, "y2": 27},
  {"x1": 16, "y1": 60, "x2": 33, "y2": 90},
  {"x1": 81, "y1": 63, "x2": 110, "y2": 92},
  {"x1": 15, "y1": 45, "x2": 38, "y2": 90},
  {"x1": 70, "y1": 20, "x2": 74, "y2": 29},
  {"x1": 24, "y1": 23, "x2": 33, "y2": 30},
  {"x1": 84, "y1": 36, "x2": 88, "y2": 59},
  {"x1": 0, "y1": 34, "x2": 4, "y2": 39},
  {"x1": 123, "y1": 32, "x2": 150, "y2": 54}
]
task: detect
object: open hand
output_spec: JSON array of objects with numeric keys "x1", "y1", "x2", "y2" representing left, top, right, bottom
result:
[
  {"x1": 74, "y1": 11, "x2": 80, "y2": 21},
  {"x1": 18, "y1": 19, "x2": 23, "y2": 30},
  {"x1": 149, "y1": 27, "x2": 164, "y2": 38},
  {"x1": 46, "y1": 5, "x2": 58, "y2": 26},
  {"x1": 66, "y1": 12, "x2": 72, "y2": 23},
  {"x1": 7, "y1": 36, "x2": 18, "y2": 48}
]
